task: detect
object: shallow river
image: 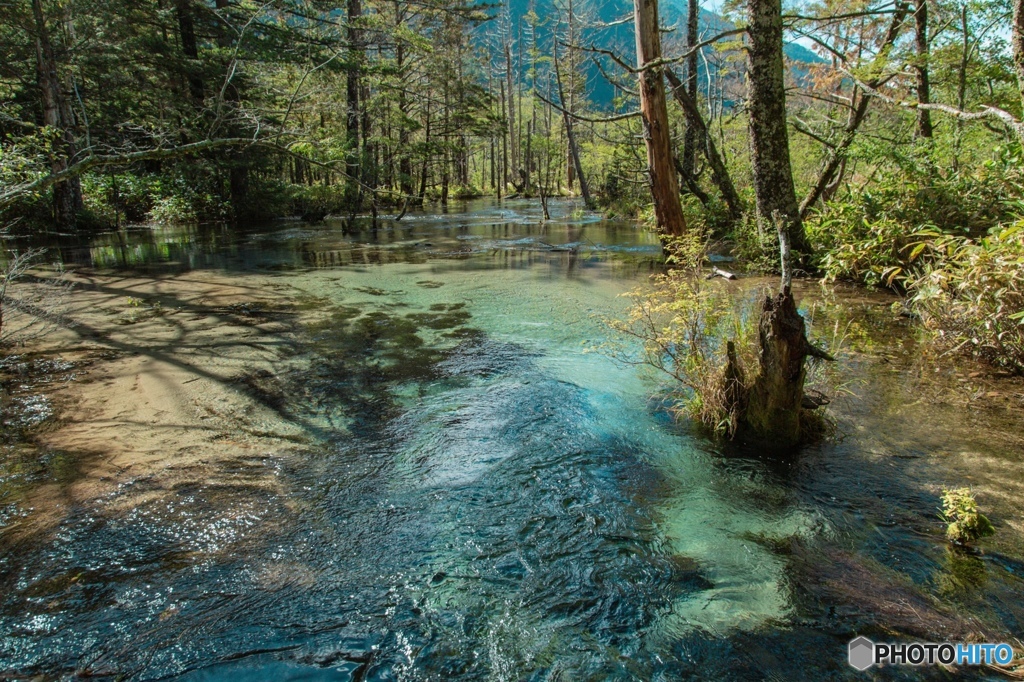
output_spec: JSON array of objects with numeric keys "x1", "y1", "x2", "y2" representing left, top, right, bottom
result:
[{"x1": 2, "y1": 199, "x2": 1023, "y2": 680}]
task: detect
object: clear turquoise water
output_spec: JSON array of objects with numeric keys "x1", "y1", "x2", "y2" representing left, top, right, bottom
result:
[{"x1": 2, "y1": 199, "x2": 1022, "y2": 680}]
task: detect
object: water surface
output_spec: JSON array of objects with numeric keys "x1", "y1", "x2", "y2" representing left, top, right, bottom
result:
[{"x1": 2, "y1": 199, "x2": 1022, "y2": 680}]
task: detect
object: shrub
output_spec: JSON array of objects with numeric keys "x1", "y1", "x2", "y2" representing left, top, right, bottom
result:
[
  {"x1": 912, "y1": 223, "x2": 1024, "y2": 373},
  {"x1": 290, "y1": 183, "x2": 344, "y2": 222},
  {"x1": 148, "y1": 195, "x2": 198, "y2": 225},
  {"x1": 808, "y1": 143, "x2": 1024, "y2": 287},
  {"x1": 940, "y1": 487, "x2": 995, "y2": 546},
  {"x1": 605, "y1": 232, "x2": 761, "y2": 436}
]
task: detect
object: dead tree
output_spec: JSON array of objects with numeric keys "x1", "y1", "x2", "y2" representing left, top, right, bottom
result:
[
  {"x1": 634, "y1": 0, "x2": 687, "y2": 237},
  {"x1": 665, "y1": 68, "x2": 743, "y2": 222},
  {"x1": 723, "y1": 222, "x2": 834, "y2": 449}
]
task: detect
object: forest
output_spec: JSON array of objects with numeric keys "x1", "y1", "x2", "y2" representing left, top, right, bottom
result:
[{"x1": 1, "y1": 0, "x2": 1024, "y2": 678}]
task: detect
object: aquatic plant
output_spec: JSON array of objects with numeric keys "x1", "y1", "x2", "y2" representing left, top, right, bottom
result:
[{"x1": 940, "y1": 487, "x2": 995, "y2": 546}]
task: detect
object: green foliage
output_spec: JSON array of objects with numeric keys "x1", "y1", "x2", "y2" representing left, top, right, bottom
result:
[
  {"x1": 729, "y1": 213, "x2": 782, "y2": 273},
  {"x1": 289, "y1": 183, "x2": 344, "y2": 222},
  {"x1": 809, "y1": 144, "x2": 1024, "y2": 287},
  {"x1": 807, "y1": 141, "x2": 1024, "y2": 371},
  {"x1": 940, "y1": 487, "x2": 995, "y2": 546},
  {"x1": 912, "y1": 223, "x2": 1024, "y2": 373}
]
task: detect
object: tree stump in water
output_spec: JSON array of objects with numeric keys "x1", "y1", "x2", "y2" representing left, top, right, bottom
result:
[
  {"x1": 743, "y1": 286, "x2": 812, "y2": 449},
  {"x1": 720, "y1": 216, "x2": 835, "y2": 449}
]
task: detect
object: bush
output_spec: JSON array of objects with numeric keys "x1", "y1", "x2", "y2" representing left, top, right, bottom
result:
[
  {"x1": 940, "y1": 487, "x2": 995, "y2": 546},
  {"x1": 912, "y1": 223, "x2": 1024, "y2": 373},
  {"x1": 289, "y1": 183, "x2": 344, "y2": 222},
  {"x1": 605, "y1": 232, "x2": 761, "y2": 436},
  {"x1": 808, "y1": 143, "x2": 1024, "y2": 287},
  {"x1": 148, "y1": 195, "x2": 199, "y2": 225}
]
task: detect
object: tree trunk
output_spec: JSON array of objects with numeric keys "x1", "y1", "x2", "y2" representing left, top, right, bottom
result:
[
  {"x1": 32, "y1": 0, "x2": 82, "y2": 231},
  {"x1": 346, "y1": 0, "x2": 362, "y2": 207},
  {"x1": 634, "y1": 0, "x2": 687, "y2": 237},
  {"x1": 727, "y1": 226, "x2": 835, "y2": 449},
  {"x1": 746, "y1": 0, "x2": 807, "y2": 254},
  {"x1": 555, "y1": 46, "x2": 593, "y2": 208},
  {"x1": 1013, "y1": 0, "x2": 1024, "y2": 126},
  {"x1": 666, "y1": 67, "x2": 743, "y2": 222},
  {"x1": 566, "y1": 0, "x2": 577, "y2": 190},
  {"x1": 681, "y1": 0, "x2": 699, "y2": 179},
  {"x1": 505, "y1": 43, "x2": 518, "y2": 190},
  {"x1": 175, "y1": 0, "x2": 204, "y2": 104},
  {"x1": 743, "y1": 286, "x2": 811, "y2": 449},
  {"x1": 500, "y1": 79, "x2": 509, "y2": 192},
  {"x1": 418, "y1": 98, "x2": 430, "y2": 205},
  {"x1": 914, "y1": 0, "x2": 933, "y2": 138}
]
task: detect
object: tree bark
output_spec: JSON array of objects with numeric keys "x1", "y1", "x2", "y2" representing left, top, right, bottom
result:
[
  {"x1": 1013, "y1": 0, "x2": 1024, "y2": 121},
  {"x1": 746, "y1": 0, "x2": 807, "y2": 253},
  {"x1": 175, "y1": 0, "x2": 204, "y2": 104},
  {"x1": 914, "y1": 0, "x2": 933, "y2": 138},
  {"x1": 681, "y1": 0, "x2": 699, "y2": 179},
  {"x1": 32, "y1": 0, "x2": 82, "y2": 231},
  {"x1": 396, "y1": 5, "x2": 412, "y2": 197},
  {"x1": 505, "y1": 42, "x2": 518, "y2": 191},
  {"x1": 346, "y1": 0, "x2": 363, "y2": 206},
  {"x1": 634, "y1": 0, "x2": 687, "y2": 237},
  {"x1": 555, "y1": 46, "x2": 593, "y2": 208},
  {"x1": 666, "y1": 67, "x2": 743, "y2": 221}
]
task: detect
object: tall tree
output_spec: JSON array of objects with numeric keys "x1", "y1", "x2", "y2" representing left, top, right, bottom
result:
[
  {"x1": 913, "y1": 0, "x2": 933, "y2": 138},
  {"x1": 680, "y1": 0, "x2": 700, "y2": 179},
  {"x1": 31, "y1": 0, "x2": 82, "y2": 230},
  {"x1": 346, "y1": 0, "x2": 363, "y2": 205},
  {"x1": 633, "y1": 0, "x2": 687, "y2": 237},
  {"x1": 746, "y1": 0, "x2": 807, "y2": 254}
]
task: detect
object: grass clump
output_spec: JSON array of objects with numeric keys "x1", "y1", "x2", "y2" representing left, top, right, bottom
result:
[
  {"x1": 604, "y1": 232, "x2": 760, "y2": 437},
  {"x1": 940, "y1": 487, "x2": 995, "y2": 546}
]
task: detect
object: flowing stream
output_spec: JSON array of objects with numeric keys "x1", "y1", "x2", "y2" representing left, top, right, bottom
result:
[{"x1": 2, "y1": 199, "x2": 1023, "y2": 680}]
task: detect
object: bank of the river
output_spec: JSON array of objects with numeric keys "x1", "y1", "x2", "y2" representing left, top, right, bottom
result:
[{"x1": 1, "y1": 199, "x2": 1023, "y2": 680}]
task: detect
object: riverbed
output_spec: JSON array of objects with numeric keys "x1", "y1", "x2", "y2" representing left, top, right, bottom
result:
[{"x1": 1, "y1": 199, "x2": 1022, "y2": 680}]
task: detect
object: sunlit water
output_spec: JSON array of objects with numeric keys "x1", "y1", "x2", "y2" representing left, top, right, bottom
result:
[{"x1": 2, "y1": 199, "x2": 1023, "y2": 680}]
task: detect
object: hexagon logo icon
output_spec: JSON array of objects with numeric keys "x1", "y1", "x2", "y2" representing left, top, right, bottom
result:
[{"x1": 848, "y1": 636, "x2": 875, "y2": 670}]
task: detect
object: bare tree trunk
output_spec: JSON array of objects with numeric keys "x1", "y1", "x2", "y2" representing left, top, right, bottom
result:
[
  {"x1": 418, "y1": 98, "x2": 430, "y2": 205},
  {"x1": 666, "y1": 67, "x2": 742, "y2": 221},
  {"x1": 799, "y1": 6, "x2": 907, "y2": 217},
  {"x1": 32, "y1": 0, "x2": 82, "y2": 231},
  {"x1": 634, "y1": 0, "x2": 687, "y2": 237},
  {"x1": 747, "y1": 0, "x2": 806, "y2": 254},
  {"x1": 1014, "y1": 0, "x2": 1024, "y2": 123},
  {"x1": 565, "y1": 0, "x2": 576, "y2": 190},
  {"x1": 914, "y1": 0, "x2": 933, "y2": 138},
  {"x1": 441, "y1": 84, "x2": 450, "y2": 206},
  {"x1": 500, "y1": 79, "x2": 508, "y2": 195},
  {"x1": 555, "y1": 46, "x2": 593, "y2": 208},
  {"x1": 175, "y1": 0, "x2": 204, "y2": 104},
  {"x1": 734, "y1": 227, "x2": 833, "y2": 449},
  {"x1": 396, "y1": 3, "x2": 412, "y2": 197},
  {"x1": 681, "y1": 0, "x2": 699, "y2": 179},
  {"x1": 505, "y1": 42, "x2": 518, "y2": 190},
  {"x1": 213, "y1": 0, "x2": 251, "y2": 215},
  {"x1": 346, "y1": 0, "x2": 362, "y2": 207}
]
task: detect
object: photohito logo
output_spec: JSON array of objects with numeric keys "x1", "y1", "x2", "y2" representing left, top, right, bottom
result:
[{"x1": 848, "y1": 636, "x2": 1015, "y2": 670}]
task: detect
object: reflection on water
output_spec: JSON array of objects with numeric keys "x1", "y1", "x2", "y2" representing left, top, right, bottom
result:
[{"x1": 1, "y1": 198, "x2": 1023, "y2": 680}]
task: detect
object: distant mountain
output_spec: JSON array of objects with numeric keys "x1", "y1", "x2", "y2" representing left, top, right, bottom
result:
[{"x1": 492, "y1": 0, "x2": 824, "y2": 108}]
